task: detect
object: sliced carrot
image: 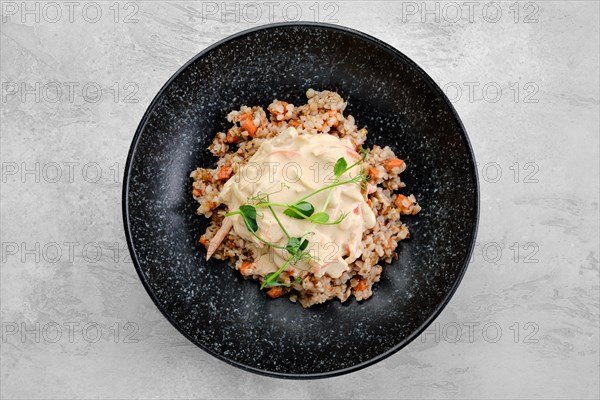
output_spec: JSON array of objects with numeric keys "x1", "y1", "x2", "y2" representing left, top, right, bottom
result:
[
  {"x1": 394, "y1": 194, "x2": 415, "y2": 214},
  {"x1": 384, "y1": 159, "x2": 404, "y2": 171},
  {"x1": 355, "y1": 280, "x2": 366, "y2": 291},
  {"x1": 199, "y1": 236, "x2": 207, "y2": 246},
  {"x1": 328, "y1": 110, "x2": 337, "y2": 116},
  {"x1": 241, "y1": 118, "x2": 257, "y2": 137},
  {"x1": 225, "y1": 129, "x2": 239, "y2": 143},
  {"x1": 239, "y1": 261, "x2": 253, "y2": 276},
  {"x1": 192, "y1": 187, "x2": 202, "y2": 197},
  {"x1": 395, "y1": 194, "x2": 409, "y2": 206},
  {"x1": 369, "y1": 167, "x2": 378, "y2": 180},
  {"x1": 238, "y1": 113, "x2": 257, "y2": 137},
  {"x1": 218, "y1": 166, "x2": 232, "y2": 180},
  {"x1": 266, "y1": 287, "x2": 284, "y2": 298}
]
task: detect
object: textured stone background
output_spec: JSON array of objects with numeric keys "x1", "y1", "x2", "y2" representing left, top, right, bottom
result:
[{"x1": 1, "y1": 1, "x2": 598, "y2": 399}]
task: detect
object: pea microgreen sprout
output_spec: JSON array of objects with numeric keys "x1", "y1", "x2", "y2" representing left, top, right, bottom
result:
[
  {"x1": 283, "y1": 201, "x2": 314, "y2": 219},
  {"x1": 321, "y1": 148, "x2": 369, "y2": 211},
  {"x1": 225, "y1": 203, "x2": 316, "y2": 288},
  {"x1": 224, "y1": 205, "x2": 287, "y2": 250},
  {"x1": 261, "y1": 234, "x2": 313, "y2": 289},
  {"x1": 224, "y1": 148, "x2": 369, "y2": 290},
  {"x1": 249, "y1": 185, "x2": 292, "y2": 240},
  {"x1": 249, "y1": 175, "x2": 365, "y2": 225}
]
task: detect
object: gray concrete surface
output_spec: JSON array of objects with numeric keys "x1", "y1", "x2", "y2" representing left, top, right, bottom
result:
[{"x1": 1, "y1": 1, "x2": 599, "y2": 399}]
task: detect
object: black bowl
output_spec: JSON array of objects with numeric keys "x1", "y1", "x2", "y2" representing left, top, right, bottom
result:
[{"x1": 123, "y1": 22, "x2": 478, "y2": 379}]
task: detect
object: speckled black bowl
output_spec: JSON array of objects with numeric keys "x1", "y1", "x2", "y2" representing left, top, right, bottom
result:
[{"x1": 123, "y1": 22, "x2": 478, "y2": 379}]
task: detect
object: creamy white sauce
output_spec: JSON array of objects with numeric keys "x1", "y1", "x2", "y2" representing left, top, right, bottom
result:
[{"x1": 219, "y1": 127, "x2": 376, "y2": 279}]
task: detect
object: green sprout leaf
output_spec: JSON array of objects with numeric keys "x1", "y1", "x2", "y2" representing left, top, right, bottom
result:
[
  {"x1": 239, "y1": 205, "x2": 256, "y2": 219},
  {"x1": 333, "y1": 157, "x2": 348, "y2": 177},
  {"x1": 286, "y1": 237, "x2": 301, "y2": 255},
  {"x1": 243, "y1": 217, "x2": 258, "y2": 233},
  {"x1": 310, "y1": 212, "x2": 329, "y2": 224},
  {"x1": 299, "y1": 238, "x2": 309, "y2": 251},
  {"x1": 286, "y1": 237, "x2": 310, "y2": 255},
  {"x1": 239, "y1": 205, "x2": 258, "y2": 232},
  {"x1": 283, "y1": 201, "x2": 315, "y2": 219}
]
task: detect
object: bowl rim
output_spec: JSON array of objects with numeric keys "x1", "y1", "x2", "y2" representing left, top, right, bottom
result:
[{"x1": 122, "y1": 21, "x2": 480, "y2": 380}]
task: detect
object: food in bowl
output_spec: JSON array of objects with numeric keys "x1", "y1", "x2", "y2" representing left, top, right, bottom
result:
[{"x1": 191, "y1": 89, "x2": 420, "y2": 307}]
